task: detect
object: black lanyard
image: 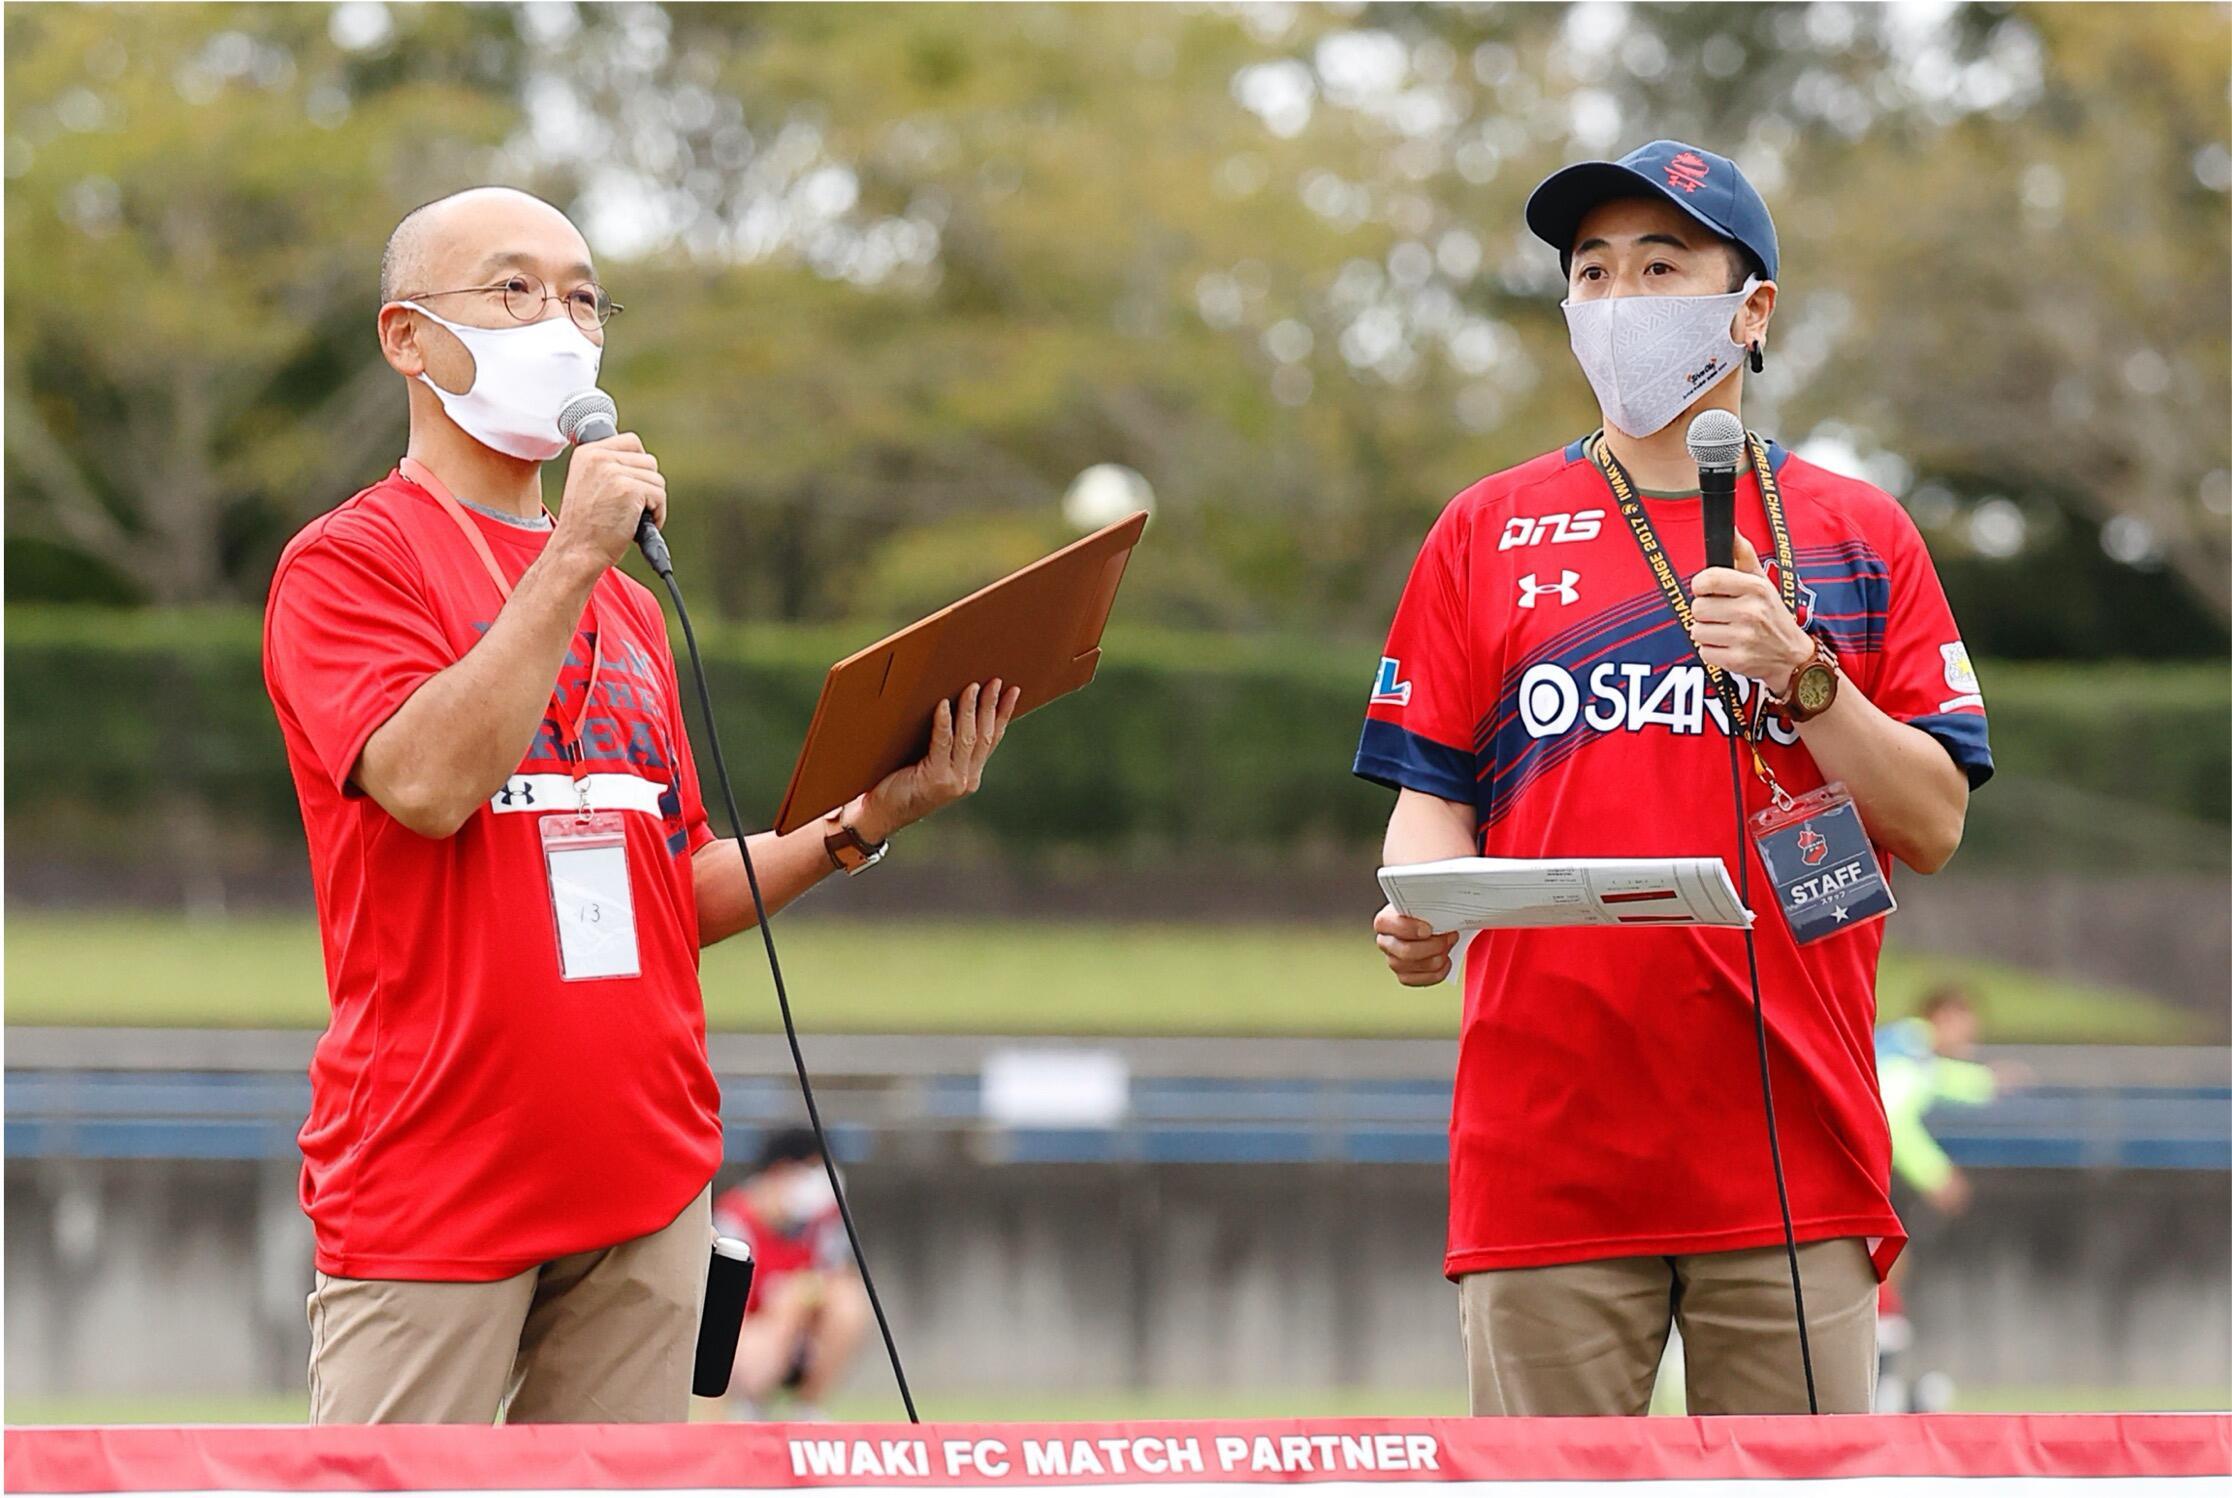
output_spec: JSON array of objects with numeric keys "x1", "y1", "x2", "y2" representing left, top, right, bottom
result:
[{"x1": 1588, "y1": 430, "x2": 1797, "y2": 770}]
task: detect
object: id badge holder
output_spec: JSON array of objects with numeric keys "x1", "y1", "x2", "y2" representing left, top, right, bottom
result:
[
  {"x1": 1748, "y1": 781, "x2": 1896, "y2": 945},
  {"x1": 540, "y1": 811, "x2": 641, "y2": 980}
]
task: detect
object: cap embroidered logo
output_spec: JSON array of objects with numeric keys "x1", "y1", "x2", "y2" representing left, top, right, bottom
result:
[{"x1": 1665, "y1": 151, "x2": 1710, "y2": 193}]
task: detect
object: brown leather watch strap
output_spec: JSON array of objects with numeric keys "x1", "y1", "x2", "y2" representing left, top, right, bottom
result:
[{"x1": 822, "y1": 811, "x2": 888, "y2": 874}]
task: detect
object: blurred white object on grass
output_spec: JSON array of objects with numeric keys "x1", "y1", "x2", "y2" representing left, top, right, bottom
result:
[{"x1": 982, "y1": 1048, "x2": 1131, "y2": 1128}]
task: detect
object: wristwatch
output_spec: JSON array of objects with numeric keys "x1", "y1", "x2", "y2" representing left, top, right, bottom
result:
[
  {"x1": 822, "y1": 810, "x2": 889, "y2": 876},
  {"x1": 1777, "y1": 634, "x2": 1841, "y2": 723}
]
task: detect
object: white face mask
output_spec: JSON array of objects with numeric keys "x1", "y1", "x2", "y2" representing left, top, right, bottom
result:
[
  {"x1": 401, "y1": 302, "x2": 603, "y2": 461},
  {"x1": 777, "y1": 1167, "x2": 837, "y2": 1228},
  {"x1": 1561, "y1": 277, "x2": 1758, "y2": 439}
]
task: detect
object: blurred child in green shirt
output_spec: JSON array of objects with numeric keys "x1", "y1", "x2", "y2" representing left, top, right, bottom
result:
[
  {"x1": 1880, "y1": 988, "x2": 2003, "y2": 1214},
  {"x1": 1874, "y1": 985, "x2": 2031, "y2": 1411}
]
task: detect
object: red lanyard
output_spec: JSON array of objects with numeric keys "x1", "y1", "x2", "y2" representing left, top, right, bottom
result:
[{"x1": 401, "y1": 457, "x2": 602, "y2": 804}]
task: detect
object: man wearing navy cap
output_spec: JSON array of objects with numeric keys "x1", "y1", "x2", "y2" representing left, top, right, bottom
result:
[{"x1": 1356, "y1": 142, "x2": 1991, "y2": 1414}]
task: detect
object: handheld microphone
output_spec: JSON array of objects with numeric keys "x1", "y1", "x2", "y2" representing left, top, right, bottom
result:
[
  {"x1": 557, "y1": 389, "x2": 672, "y2": 577},
  {"x1": 1687, "y1": 408, "x2": 1744, "y2": 572}
]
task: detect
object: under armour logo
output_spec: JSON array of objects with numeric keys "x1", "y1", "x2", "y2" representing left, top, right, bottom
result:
[
  {"x1": 495, "y1": 779, "x2": 536, "y2": 808},
  {"x1": 1517, "y1": 571, "x2": 1580, "y2": 609}
]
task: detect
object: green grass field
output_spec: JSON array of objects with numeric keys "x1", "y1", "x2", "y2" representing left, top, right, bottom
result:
[
  {"x1": 8, "y1": 1383, "x2": 2225, "y2": 1426},
  {"x1": 0, "y1": 911, "x2": 2203, "y2": 1041}
]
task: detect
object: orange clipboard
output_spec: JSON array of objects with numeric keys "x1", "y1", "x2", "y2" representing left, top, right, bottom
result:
[{"x1": 772, "y1": 511, "x2": 1148, "y2": 835}]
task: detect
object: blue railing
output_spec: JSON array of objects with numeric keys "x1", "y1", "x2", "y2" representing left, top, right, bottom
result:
[{"x1": 7, "y1": 1069, "x2": 2225, "y2": 1170}]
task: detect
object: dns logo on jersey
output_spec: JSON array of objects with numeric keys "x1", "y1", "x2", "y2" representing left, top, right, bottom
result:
[{"x1": 1499, "y1": 509, "x2": 1605, "y2": 551}]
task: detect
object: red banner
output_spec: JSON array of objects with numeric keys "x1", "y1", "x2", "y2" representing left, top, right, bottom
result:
[{"x1": 8, "y1": 1415, "x2": 2228, "y2": 1493}]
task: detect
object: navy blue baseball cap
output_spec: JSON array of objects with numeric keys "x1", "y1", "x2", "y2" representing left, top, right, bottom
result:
[{"x1": 1525, "y1": 139, "x2": 1779, "y2": 282}]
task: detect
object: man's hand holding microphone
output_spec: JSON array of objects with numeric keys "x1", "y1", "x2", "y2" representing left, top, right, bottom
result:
[
  {"x1": 553, "y1": 427, "x2": 666, "y2": 571},
  {"x1": 556, "y1": 390, "x2": 673, "y2": 576}
]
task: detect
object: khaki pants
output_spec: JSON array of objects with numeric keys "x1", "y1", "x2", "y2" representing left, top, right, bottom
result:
[
  {"x1": 307, "y1": 1185, "x2": 711, "y2": 1424},
  {"x1": 1460, "y1": 1238, "x2": 1878, "y2": 1416}
]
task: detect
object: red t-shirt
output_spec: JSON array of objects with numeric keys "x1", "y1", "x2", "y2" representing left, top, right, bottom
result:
[
  {"x1": 1355, "y1": 436, "x2": 1993, "y2": 1283},
  {"x1": 263, "y1": 469, "x2": 724, "y2": 1281}
]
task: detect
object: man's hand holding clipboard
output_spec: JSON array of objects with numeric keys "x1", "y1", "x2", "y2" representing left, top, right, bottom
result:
[
  {"x1": 839, "y1": 679, "x2": 1022, "y2": 849},
  {"x1": 773, "y1": 510, "x2": 1149, "y2": 841}
]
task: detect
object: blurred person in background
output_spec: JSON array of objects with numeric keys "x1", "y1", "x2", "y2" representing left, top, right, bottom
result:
[
  {"x1": 1875, "y1": 985, "x2": 2029, "y2": 1412},
  {"x1": 1880, "y1": 986, "x2": 2008, "y2": 1219},
  {"x1": 262, "y1": 186, "x2": 1018, "y2": 1424},
  {"x1": 1357, "y1": 141, "x2": 1993, "y2": 1416},
  {"x1": 711, "y1": 1128, "x2": 870, "y2": 1420}
]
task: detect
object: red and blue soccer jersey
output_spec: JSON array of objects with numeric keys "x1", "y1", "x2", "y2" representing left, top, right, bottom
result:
[{"x1": 1355, "y1": 435, "x2": 1992, "y2": 1282}]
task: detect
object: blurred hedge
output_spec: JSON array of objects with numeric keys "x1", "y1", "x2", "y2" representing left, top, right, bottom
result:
[{"x1": 5, "y1": 606, "x2": 2225, "y2": 873}]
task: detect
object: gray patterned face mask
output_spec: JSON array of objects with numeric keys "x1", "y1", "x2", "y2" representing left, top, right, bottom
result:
[{"x1": 1562, "y1": 277, "x2": 1758, "y2": 438}]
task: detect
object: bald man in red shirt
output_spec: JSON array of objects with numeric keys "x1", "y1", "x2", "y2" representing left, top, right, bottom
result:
[{"x1": 265, "y1": 187, "x2": 1018, "y2": 1424}]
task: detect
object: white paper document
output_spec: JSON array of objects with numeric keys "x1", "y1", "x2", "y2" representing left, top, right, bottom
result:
[{"x1": 1378, "y1": 856, "x2": 1754, "y2": 935}]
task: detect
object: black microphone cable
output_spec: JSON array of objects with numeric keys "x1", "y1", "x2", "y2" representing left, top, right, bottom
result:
[
  {"x1": 642, "y1": 538, "x2": 922, "y2": 1424},
  {"x1": 1724, "y1": 699, "x2": 1819, "y2": 1415},
  {"x1": 559, "y1": 388, "x2": 919, "y2": 1419}
]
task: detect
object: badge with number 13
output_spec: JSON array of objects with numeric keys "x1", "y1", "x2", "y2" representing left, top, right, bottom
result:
[{"x1": 540, "y1": 812, "x2": 641, "y2": 980}]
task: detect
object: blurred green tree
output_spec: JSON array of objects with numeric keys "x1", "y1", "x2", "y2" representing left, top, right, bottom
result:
[
  {"x1": 3, "y1": 0, "x2": 519, "y2": 602},
  {"x1": 1779, "y1": 1, "x2": 2232, "y2": 622},
  {"x1": 564, "y1": 1, "x2": 1570, "y2": 628},
  {"x1": 5, "y1": 1, "x2": 2225, "y2": 653}
]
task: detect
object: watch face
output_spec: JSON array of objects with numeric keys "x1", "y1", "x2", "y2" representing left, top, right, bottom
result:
[{"x1": 1796, "y1": 664, "x2": 1837, "y2": 712}]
